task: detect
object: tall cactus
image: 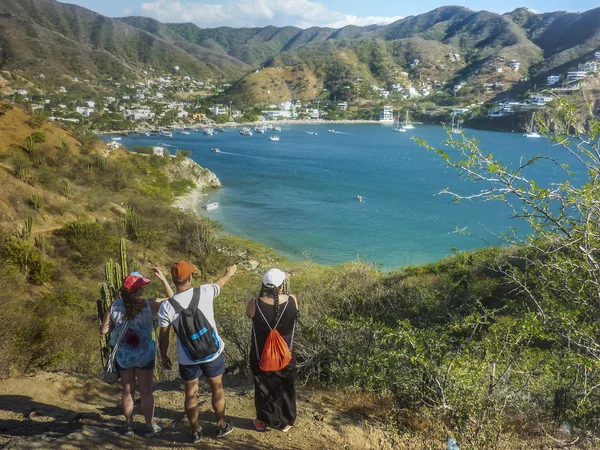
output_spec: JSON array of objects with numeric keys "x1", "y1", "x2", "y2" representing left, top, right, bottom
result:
[{"x1": 98, "y1": 239, "x2": 133, "y2": 364}]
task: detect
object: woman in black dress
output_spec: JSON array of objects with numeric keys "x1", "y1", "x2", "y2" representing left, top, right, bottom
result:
[{"x1": 246, "y1": 268, "x2": 298, "y2": 432}]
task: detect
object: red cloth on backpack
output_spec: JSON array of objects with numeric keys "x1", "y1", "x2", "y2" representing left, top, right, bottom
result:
[{"x1": 259, "y1": 328, "x2": 292, "y2": 371}]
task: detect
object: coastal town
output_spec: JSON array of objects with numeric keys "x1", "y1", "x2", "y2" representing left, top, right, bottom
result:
[{"x1": 1, "y1": 49, "x2": 598, "y2": 136}]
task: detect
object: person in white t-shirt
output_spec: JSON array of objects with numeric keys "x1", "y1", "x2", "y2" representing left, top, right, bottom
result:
[{"x1": 158, "y1": 260, "x2": 237, "y2": 443}]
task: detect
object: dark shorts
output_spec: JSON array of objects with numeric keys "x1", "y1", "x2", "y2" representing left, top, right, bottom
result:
[
  {"x1": 179, "y1": 353, "x2": 225, "y2": 381},
  {"x1": 116, "y1": 358, "x2": 155, "y2": 372}
]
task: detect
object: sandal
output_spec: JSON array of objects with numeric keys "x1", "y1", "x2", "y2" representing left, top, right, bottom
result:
[{"x1": 279, "y1": 424, "x2": 293, "y2": 433}]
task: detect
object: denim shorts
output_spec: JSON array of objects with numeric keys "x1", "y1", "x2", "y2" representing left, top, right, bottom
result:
[
  {"x1": 116, "y1": 358, "x2": 155, "y2": 372},
  {"x1": 179, "y1": 353, "x2": 225, "y2": 381}
]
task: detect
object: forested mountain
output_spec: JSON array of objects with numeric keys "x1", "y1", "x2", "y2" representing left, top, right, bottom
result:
[{"x1": 0, "y1": 0, "x2": 599, "y2": 105}]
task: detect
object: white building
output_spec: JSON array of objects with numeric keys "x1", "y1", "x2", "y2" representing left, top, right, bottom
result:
[
  {"x1": 547, "y1": 75, "x2": 561, "y2": 86},
  {"x1": 496, "y1": 67, "x2": 503, "y2": 73},
  {"x1": 129, "y1": 109, "x2": 156, "y2": 121},
  {"x1": 509, "y1": 60, "x2": 520, "y2": 71},
  {"x1": 410, "y1": 59, "x2": 419, "y2": 68},
  {"x1": 209, "y1": 106, "x2": 229, "y2": 116},
  {"x1": 452, "y1": 108, "x2": 469, "y2": 115},
  {"x1": 75, "y1": 106, "x2": 95, "y2": 117},
  {"x1": 153, "y1": 146, "x2": 165, "y2": 157},
  {"x1": 337, "y1": 102, "x2": 348, "y2": 111},
  {"x1": 529, "y1": 95, "x2": 553, "y2": 106},
  {"x1": 595, "y1": 52, "x2": 600, "y2": 62},
  {"x1": 567, "y1": 71, "x2": 589, "y2": 81},
  {"x1": 380, "y1": 106, "x2": 394, "y2": 122},
  {"x1": 578, "y1": 61, "x2": 598, "y2": 73},
  {"x1": 262, "y1": 110, "x2": 292, "y2": 120},
  {"x1": 381, "y1": 90, "x2": 390, "y2": 98},
  {"x1": 59, "y1": 87, "x2": 67, "y2": 93},
  {"x1": 85, "y1": 101, "x2": 95, "y2": 108}
]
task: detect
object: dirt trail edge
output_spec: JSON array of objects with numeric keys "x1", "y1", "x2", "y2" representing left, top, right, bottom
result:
[{"x1": 0, "y1": 372, "x2": 395, "y2": 449}]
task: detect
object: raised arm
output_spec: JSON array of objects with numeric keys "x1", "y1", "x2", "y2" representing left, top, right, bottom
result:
[
  {"x1": 214, "y1": 264, "x2": 238, "y2": 289},
  {"x1": 152, "y1": 266, "x2": 174, "y2": 298}
]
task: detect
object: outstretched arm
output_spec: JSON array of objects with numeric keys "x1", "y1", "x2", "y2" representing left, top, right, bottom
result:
[{"x1": 214, "y1": 264, "x2": 238, "y2": 289}]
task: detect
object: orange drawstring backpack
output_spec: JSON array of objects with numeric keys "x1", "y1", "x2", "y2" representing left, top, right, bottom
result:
[{"x1": 253, "y1": 299, "x2": 294, "y2": 371}]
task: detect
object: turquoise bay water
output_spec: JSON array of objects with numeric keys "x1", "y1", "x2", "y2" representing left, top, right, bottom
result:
[{"x1": 112, "y1": 125, "x2": 580, "y2": 269}]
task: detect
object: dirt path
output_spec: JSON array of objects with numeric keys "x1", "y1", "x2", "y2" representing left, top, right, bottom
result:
[{"x1": 0, "y1": 372, "x2": 395, "y2": 449}]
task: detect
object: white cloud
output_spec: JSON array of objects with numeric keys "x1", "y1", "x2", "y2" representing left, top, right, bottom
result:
[{"x1": 138, "y1": 0, "x2": 402, "y2": 28}]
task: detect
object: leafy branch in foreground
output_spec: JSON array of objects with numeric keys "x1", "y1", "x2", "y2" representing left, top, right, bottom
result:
[{"x1": 417, "y1": 98, "x2": 600, "y2": 425}]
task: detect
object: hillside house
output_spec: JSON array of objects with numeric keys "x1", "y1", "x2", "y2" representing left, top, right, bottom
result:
[
  {"x1": 153, "y1": 146, "x2": 165, "y2": 157},
  {"x1": 75, "y1": 106, "x2": 95, "y2": 117},
  {"x1": 128, "y1": 109, "x2": 155, "y2": 121},
  {"x1": 380, "y1": 106, "x2": 394, "y2": 122},
  {"x1": 209, "y1": 106, "x2": 228, "y2": 116},
  {"x1": 567, "y1": 71, "x2": 589, "y2": 81},
  {"x1": 595, "y1": 52, "x2": 600, "y2": 62},
  {"x1": 410, "y1": 59, "x2": 419, "y2": 68},
  {"x1": 59, "y1": 87, "x2": 67, "y2": 93},
  {"x1": 262, "y1": 110, "x2": 292, "y2": 120},
  {"x1": 547, "y1": 75, "x2": 561, "y2": 85},
  {"x1": 337, "y1": 102, "x2": 348, "y2": 111},
  {"x1": 578, "y1": 61, "x2": 598, "y2": 72},
  {"x1": 529, "y1": 94, "x2": 553, "y2": 106},
  {"x1": 509, "y1": 60, "x2": 520, "y2": 71},
  {"x1": 381, "y1": 90, "x2": 390, "y2": 98}
]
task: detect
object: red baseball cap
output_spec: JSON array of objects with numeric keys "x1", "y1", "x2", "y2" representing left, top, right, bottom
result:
[
  {"x1": 122, "y1": 272, "x2": 151, "y2": 292},
  {"x1": 171, "y1": 261, "x2": 196, "y2": 283}
]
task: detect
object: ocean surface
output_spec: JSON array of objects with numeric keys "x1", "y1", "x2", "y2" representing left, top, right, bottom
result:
[{"x1": 109, "y1": 124, "x2": 582, "y2": 269}]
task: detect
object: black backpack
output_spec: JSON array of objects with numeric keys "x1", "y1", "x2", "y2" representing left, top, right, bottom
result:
[{"x1": 169, "y1": 288, "x2": 220, "y2": 362}]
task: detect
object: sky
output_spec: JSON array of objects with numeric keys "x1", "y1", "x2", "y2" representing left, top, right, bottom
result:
[{"x1": 60, "y1": 0, "x2": 598, "y2": 29}]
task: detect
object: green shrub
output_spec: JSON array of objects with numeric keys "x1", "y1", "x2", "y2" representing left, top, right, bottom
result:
[
  {"x1": 29, "y1": 258, "x2": 53, "y2": 284},
  {"x1": 59, "y1": 219, "x2": 118, "y2": 269},
  {"x1": 29, "y1": 193, "x2": 41, "y2": 210},
  {"x1": 30, "y1": 131, "x2": 47, "y2": 144}
]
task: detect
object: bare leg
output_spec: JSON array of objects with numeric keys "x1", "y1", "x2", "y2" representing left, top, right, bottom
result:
[
  {"x1": 205, "y1": 375, "x2": 225, "y2": 427},
  {"x1": 120, "y1": 369, "x2": 136, "y2": 425},
  {"x1": 136, "y1": 369, "x2": 155, "y2": 427},
  {"x1": 183, "y1": 378, "x2": 199, "y2": 433}
]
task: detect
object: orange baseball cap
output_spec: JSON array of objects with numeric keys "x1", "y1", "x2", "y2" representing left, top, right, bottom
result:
[{"x1": 171, "y1": 261, "x2": 197, "y2": 283}]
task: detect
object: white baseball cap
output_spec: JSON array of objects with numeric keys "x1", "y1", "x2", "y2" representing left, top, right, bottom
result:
[{"x1": 263, "y1": 268, "x2": 286, "y2": 287}]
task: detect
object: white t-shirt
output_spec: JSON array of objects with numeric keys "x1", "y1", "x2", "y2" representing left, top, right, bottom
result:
[{"x1": 158, "y1": 284, "x2": 224, "y2": 365}]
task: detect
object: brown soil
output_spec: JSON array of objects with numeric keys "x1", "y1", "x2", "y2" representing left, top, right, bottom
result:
[{"x1": 0, "y1": 372, "x2": 397, "y2": 449}]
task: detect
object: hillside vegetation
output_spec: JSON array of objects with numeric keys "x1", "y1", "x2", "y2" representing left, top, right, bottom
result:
[
  {"x1": 2, "y1": 104, "x2": 600, "y2": 447},
  {"x1": 0, "y1": 1, "x2": 599, "y2": 106}
]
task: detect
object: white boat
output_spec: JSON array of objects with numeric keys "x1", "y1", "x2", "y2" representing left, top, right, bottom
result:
[
  {"x1": 328, "y1": 129, "x2": 335, "y2": 133},
  {"x1": 309, "y1": 131, "x2": 318, "y2": 135},
  {"x1": 402, "y1": 111, "x2": 415, "y2": 130},
  {"x1": 240, "y1": 127, "x2": 253, "y2": 136},
  {"x1": 179, "y1": 131, "x2": 190, "y2": 135},
  {"x1": 450, "y1": 115, "x2": 462, "y2": 134},
  {"x1": 212, "y1": 148, "x2": 221, "y2": 153},
  {"x1": 111, "y1": 137, "x2": 121, "y2": 141},
  {"x1": 357, "y1": 195, "x2": 363, "y2": 202},
  {"x1": 524, "y1": 113, "x2": 541, "y2": 138},
  {"x1": 254, "y1": 126, "x2": 266, "y2": 134},
  {"x1": 393, "y1": 112, "x2": 406, "y2": 132},
  {"x1": 269, "y1": 135, "x2": 280, "y2": 141},
  {"x1": 160, "y1": 130, "x2": 173, "y2": 137},
  {"x1": 203, "y1": 128, "x2": 214, "y2": 136},
  {"x1": 216, "y1": 127, "x2": 226, "y2": 132},
  {"x1": 274, "y1": 126, "x2": 281, "y2": 132},
  {"x1": 142, "y1": 132, "x2": 150, "y2": 136},
  {"x1": 203, "y1": 202, "x2": 219, "y2": 210}
]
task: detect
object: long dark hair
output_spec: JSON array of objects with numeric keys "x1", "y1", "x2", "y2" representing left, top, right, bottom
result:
[
  {"x1": 119, "y1": 286, "x2": 145, "y2": 320},
  {"x1": 259, "y1": 283, "x2": 283, "y2": 327}
]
